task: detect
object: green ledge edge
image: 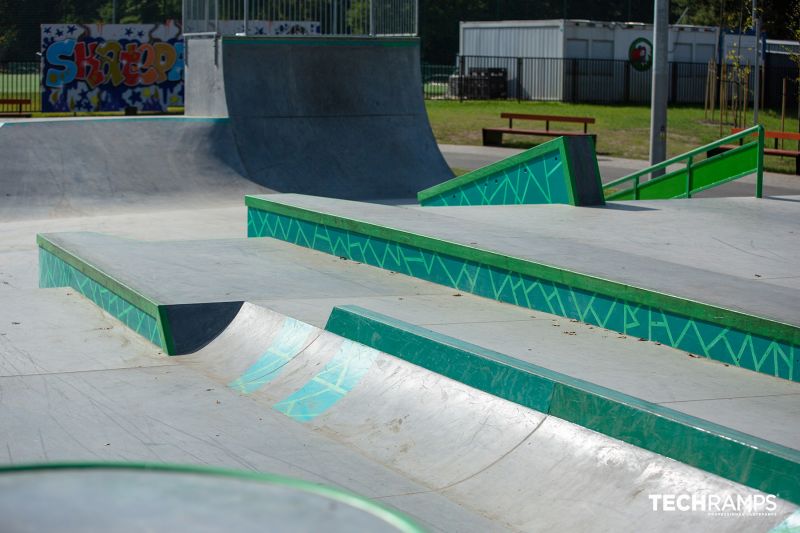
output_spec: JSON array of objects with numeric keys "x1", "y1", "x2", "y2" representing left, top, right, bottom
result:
[
  {"x1": 0, "y1": 462, "x2": 425, "y2": 533},
  {"x1": 243, "y1": 195, "x2": 800, "y2": 347},
  {"x1": 325, "y1": 305, "x2": 800, "y2": 505},
  {"x1": 416, "y1": 137, "x2": 570, "y2": 204},
  {"x1": 36, "y1": 234, "x2": 178, "y2": 354}
]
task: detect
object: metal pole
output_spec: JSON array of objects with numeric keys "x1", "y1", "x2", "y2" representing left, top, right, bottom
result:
[
  {"x1": 752, "y1": 0, "x2": 760, "y2": 124},
  {"x1": 243, "y1": 0, "x2": 248, "y2": 35},
  {"x1": 649, "y1": 0, "x2": 668, "y2": 173},
  {"x1": 370, "y1": 0, "x2": 375, "y2": 36}
]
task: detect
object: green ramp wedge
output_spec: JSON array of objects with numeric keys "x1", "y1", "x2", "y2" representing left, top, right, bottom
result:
[{"x1": 418, "y1": 136, "x2": 605, "y2": 207}]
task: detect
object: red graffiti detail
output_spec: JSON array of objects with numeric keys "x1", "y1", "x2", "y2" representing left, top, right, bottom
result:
[
  {"x1": 120, "y1": 43, "x2": 143, "y2": 87},
  {"x1": 137, "y1": 44, "x2": 158, "y2": 85},
  {"x1": 74, "y1": 42, "x2": 104, "y2": 88}
]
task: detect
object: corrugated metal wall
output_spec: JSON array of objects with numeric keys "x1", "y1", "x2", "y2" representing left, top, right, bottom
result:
[
  {"x1": 459, "y1": 20, "x2": 715, "y2": 103},
  {"x1": 460, "y1": 22, "x2": 563, "y2": 58}
]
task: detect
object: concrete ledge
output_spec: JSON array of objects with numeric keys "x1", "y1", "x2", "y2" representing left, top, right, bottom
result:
[
  {"x1": 37, "y1": 234, "x2": 241, "y2": 355},
  {"x1": 245, "y1": 196, "x2": 799, "y2": 382},
  {"x1": 325, "y1": 304, "x2": 800, "y2": 505}
]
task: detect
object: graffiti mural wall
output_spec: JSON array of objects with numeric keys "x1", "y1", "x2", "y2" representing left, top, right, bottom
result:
[{"x1": 41, "y1": 23, "x2": 184, "y2": 113}]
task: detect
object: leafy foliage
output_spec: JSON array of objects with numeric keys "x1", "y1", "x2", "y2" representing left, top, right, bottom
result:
[{"x1": 0, "y1": 0, "x2": 796, "y2": 62}]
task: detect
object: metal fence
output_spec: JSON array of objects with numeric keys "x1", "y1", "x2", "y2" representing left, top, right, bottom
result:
[
  {"x1": 183, "y1": 0, "x2": 418, "y2": 37},
  {"x1": 425, "y1": 56, "x2": 709, "y2": 104},
  {"x1": 4, "y1": 56, "x2": 798, "y2": 116},
  {"x1": 0, "y1": 61, "x2": 41, "y2": 113},
  {"x1": 423, "y1": 55, "x2": 799, "y2": 111}
]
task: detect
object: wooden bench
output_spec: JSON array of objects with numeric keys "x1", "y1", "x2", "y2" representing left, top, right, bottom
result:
[
  {"x1": 482, "y1": 113, "x2": 596, "y2": 146},
  {"x1": 708, "y1": 128, "x2": 800, "y2": 175},
  {"x1": 0, "y1": 98, "x2": 32, "y2": 118}
]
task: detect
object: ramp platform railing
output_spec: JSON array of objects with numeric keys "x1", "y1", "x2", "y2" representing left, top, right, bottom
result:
[
  {"x1": 183, "y1": 0, "x2": 418, "y2": 37},
  {"x1": 603, "y1": 125, "x2": 765, "y2": 201}
]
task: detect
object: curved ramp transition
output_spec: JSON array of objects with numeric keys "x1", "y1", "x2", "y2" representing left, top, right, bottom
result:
[{"x1": 180, "y1": 303, "x2": 796, "y2": 532}]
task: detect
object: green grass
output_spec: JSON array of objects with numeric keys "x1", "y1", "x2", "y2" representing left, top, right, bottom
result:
[{"x1": 425, "y1": 100, "x2": 800, "y2": 174}]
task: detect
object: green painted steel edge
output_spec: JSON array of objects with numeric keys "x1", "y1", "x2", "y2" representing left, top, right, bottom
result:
[
  {"x1": 605, "y1": 141, "x2": 759, "y2": 200},
  {"x1": 603, "y1": 124, "x2": 764, "y2": 192},
  {"x1": 243, "y1": 196, "x2": 800, "y2": 347},
  {"x1": 325, "y1": 305, "x2": 800, "y2": 505},
  {"x1": 416, "y1": 137, "x2": 568, "y2": 203},
  {"x1": 36, "y1": 234, "x2": 176, "y2": 353},
  {"x1": 0, "y1": 461, "x2": 426, "y2": 533},
  {"x1": 223, "y1": 36, "x2": 418, "y2": 47},
  {"x1": 37, "y1": 234, "x2": 160, "y2": 317}
]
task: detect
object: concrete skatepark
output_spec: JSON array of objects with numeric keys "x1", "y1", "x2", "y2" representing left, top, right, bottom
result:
[{"x1": 0, "y1": 34, "x2": 799, "y2": 532}]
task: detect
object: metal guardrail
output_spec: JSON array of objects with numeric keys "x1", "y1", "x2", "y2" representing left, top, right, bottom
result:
[
  {"x1": 603, "y1": 125, "x2": 765, "y2": 201},
  {"x1": 0, "y1": 62, "x2": 41, "y2": 113},
  {"x1": 183, "y1": 0, "x2": 418, "y2": 37}
]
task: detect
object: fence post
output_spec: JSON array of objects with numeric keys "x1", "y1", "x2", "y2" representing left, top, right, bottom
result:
[
  {"x1": 571, "y1": 59, "x2": 578, "y2": 102},
  {"x1": 670, "y1": 62, "x2": 678, "y2": 104},
  {"x1": 516, "y1": 57, "x2": 523, "y2": 102},
  {"x1": 369, "y1": 0, "x2": 375, "y2": 36},
  {"x1": 624, "y1": 61, "x2": 630, "y2": 103},
  {"x1": 459, "y1": 55, "x2": 465, "y2": 103},
  {"x1": 756, "y1": 125, "x2": 764, "y2": 198}
]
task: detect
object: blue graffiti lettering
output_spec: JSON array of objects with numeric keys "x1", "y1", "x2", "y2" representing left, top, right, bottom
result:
[
  {"x1": 168, "y1": 42, "x2": 185, "y2": 82},
  {"x1": 45, "y1": 39, "x2": 78, "y2": 88}
]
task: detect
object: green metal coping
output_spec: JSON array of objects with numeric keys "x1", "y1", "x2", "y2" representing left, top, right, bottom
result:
[
  {"x1": 243, "y1": 195, "x2": 800, "y2": 347},
  {"x1": 37, "y1": 235, "x2": 159, "y2": 317},
  {"x1": 417, "y1": 137, "x2": 570, "y2": 204},
  {"x1": 223, "y1": 36, "x2": 418, "y2": 47},
  {"x1": 325, "y1": 305, "x2": 800, "y2": 505},
  {"x1": 36, "y1": 234, "x2": 179, "y2": 353},
  {"x1": 0, "y1": 462, "x2": 425, "y2": 533}
]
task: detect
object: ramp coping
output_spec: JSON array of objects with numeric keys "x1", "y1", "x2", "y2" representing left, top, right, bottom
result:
[
  {"x1": 325, "y1": 304, "x2": 800, "y2": 505},
  {"x1": 0, "y1": 462, "x2": 425, "y2": 533}
]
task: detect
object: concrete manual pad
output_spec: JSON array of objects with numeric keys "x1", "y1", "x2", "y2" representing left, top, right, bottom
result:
[
  {"x1": 36, "y1": 230, "x2": 800, "y2": 451},
  {"x1": 258, "y1": 194, "x2": 800, "y2": 326}
]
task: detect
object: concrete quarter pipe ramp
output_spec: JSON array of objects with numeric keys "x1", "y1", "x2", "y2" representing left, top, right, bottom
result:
[
  {"x1": 185, "y1": 35, "x2": 453, "y2": 199},
  {"x1": 0, "y1": 35, "x2": 451, "y2": 220}
]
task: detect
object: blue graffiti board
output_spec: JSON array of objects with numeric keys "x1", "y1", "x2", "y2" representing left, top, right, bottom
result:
[{"x1": 41, "y1": 23, "x2": 184, "y2": 112}]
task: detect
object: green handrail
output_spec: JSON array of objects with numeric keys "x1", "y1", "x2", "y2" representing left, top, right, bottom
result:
[{"x1": 603, "y1": 124, "x2": 765, "y2": 200}]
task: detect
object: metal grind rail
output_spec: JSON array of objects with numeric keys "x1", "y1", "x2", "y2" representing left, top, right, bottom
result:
[{"x1": 603, "y1": 125, "x2": 765, "y2": 200}]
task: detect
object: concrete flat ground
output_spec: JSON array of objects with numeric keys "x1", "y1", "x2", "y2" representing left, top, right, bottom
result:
[
  {"x1": 2, "y1": 144, "x2": 800, "y2": 531},
  {"x1": 4, "y1": 288, "x2": 793, "y2": 531},
  {"x1": 33, "y1": 221, "x2": 800, "y2": 450}
]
